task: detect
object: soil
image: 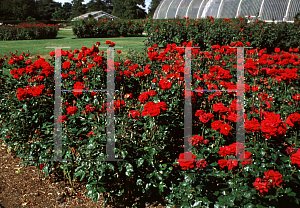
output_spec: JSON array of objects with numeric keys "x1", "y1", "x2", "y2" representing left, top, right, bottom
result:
[{"x1": 0, "y1": 139, "x2": 167, "y2": 208}]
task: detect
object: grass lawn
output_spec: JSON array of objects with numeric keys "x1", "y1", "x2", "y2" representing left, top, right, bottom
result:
[{"x1": 0, "y1": 30, "x2": 147, "y2": 60}]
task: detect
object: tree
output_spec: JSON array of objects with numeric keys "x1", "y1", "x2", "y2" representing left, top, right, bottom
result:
[
  {"x1": 52, "y1": 2, "x2": 72, "y2": 20},
  {"x1": 11, "y1": 0, "x2": 36, "y2": 21},
  {"x1": 62, "y1": 3, "x2": 73, "y2": 20},
  {"x1": 35, "y1": 0, "x2": 61, "y2": 21},
  {"x1": 111, "y1": 0, "x2": 126, "y2": 18},
  {"x1": 0, "y1": 0, "x2": 14, "y2": 20},
  {"x1": 112, "y1": 0, "x2": 146, "y2": 19},
  {"x1": 86, "y1": 0, "x2": 105, "y2": 13},
  {"x1": 148, "y1": 0, "x2": 162, "y2": 17},
  {"x1": 71, "y1": 0, "x2": 87, "y2": 19},
  {"x1": 103, "y1": 0, "x2": 113, "y2": 14}
]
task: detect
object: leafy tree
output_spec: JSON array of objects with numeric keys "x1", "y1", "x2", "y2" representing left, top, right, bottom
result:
[
  {"x1": 103, "y1": 0, "x2": 113, "y2": 14},
  {"x1": 111, "y1": 0, "x2": 126, "y2": 18},
  {"x1": 71, "y1": 0, "x2": 87, "y2": 19},
  {"x1": 10, "y1": 0, "x2": 36, "y2": 21},
  {"x1": 52, "y1": 2, "x2": 72, "y2": 20},
  {"x1": 0, "y1": 0, "x2": 14, "y2": 20},
  {"x1": 35, "y1": 0, "x2": 61, "y2": 21},
  {"x1": 148, "y1": 0, "x2": 162, "y2": 17},
  {"x1": 63, "y1": 3, "x2": 73, "y2": 20},
  {"x1": 112, "y1": 0, "x2": 146, "y2": 19},
  {"x1": 86, "y1": 0, "x2": 106, "y2": 13}
]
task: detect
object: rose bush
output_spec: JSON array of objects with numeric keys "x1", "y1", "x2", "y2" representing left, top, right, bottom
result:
[
  {"x1": 72, "y1": 18, "x2": 144, "y2": 38},
  {"x1": 1, "y1": 38, "x2": 300, "y2": 207},
  {"x1": 143, "y1": 17, "x2": 300, "y2": 53},
  {"x1": 0, "y1": 21, "x2": 59, "y2": 40}
]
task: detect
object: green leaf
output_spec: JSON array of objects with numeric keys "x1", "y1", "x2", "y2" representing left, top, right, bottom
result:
[
  {"x1": 155, "y1": 171, "x2": 162, "y2": 181},
  {"x1": 137, "y1": 158, "x2": 144, "y2": 168},
  {"x1": 106, "y1": 163, "x2": 114, "y2": 171},
  {"x1": 74, "y1": 169, "x2": 85, "y2": 181},
  {"x1": 136, "y1": 179, "x2": 142, "y2": 186},
  {"x1": 243, "y1": 192, "x2": 251, "y2": 199},
  {"x1": 92, "y1": 192, "x2": 99, "y2": 202},
  {"x1": 285, "y1": 187, "x2": 292, "y2": 194}
]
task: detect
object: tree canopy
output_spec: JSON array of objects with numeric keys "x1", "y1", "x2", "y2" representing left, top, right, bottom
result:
[{"x1": 0, "y1": 0, "x2": 147, "y2": 21}]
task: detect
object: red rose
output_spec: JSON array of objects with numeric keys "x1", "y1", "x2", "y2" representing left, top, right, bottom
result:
[
  {"x1": 195, "y1": 110, "x2": 204, "y2": 117},
  {"x1": 245, "y1": 118, "x2": 260, "y2": 133},
  {"x1": 177, "y1": 152, "x2": 196, "y2": 170},
  {"x1": 253, "y1": 178, "x2": 269, "y2": 196},
  {"x1": 114, "y1": 99, "x2": 125, "y2": 111},
  {"x1": 63, "y1": 61, "x2": 71, "y2": 69},
  {"x1": 219, "y1": 142, "x2": 245, "y2": 157},
  {"x1": 128, "y1": 110, "x2": 140, "y2": 120},
  {"x1": 291, "y1": 149, "x2": 300, "y2": 167},
  {"x1": 188, "y1": 135, "x2": 203, "y2": 145},
  {"x1": 212, "y1": 103, "x2": 228, "y2": 114},
  {"x1": 62, "y1": 73, "x2": 68, "y2": 79},
  {"x1": 199, "y1": 113, "x2": 214, "y2": 123},
  {"x1": 218, "y1": 159, "x2": 228, "y2": 168},
  {"x1": 275, "y1": 48, "x2": 280, "y2": 53},
  {"x1": 82, "y1": 68, "x2": 89, "y2": 74},
  {"x1": 141, "y1": 101, "x2": 168, "y2": 117},
  {"x1": 220, "y1": 123, "x2": 231, "y2": 136},
  {"x1": 261, "y1": 112, "x2": 286, "y2": 139},
  {"x1": 196, "y1": 159, "x2": 207, "y2": 170},
  {"x1": 286, "y1": 113, "x2": 300, "y2": 127},
  {"x1": 57, "y1": 115, "x2": 68, "y2": 123},
  {"x1": 292, "y1": 94, "x2": 300, "y2": 101},
  {"x1": 227, "y1": 159, "x2": 238, "y2": 170},
  {"x1": 39, "y1": 164, "x2": 44, "y2": 170},
  {"x1": 263, "y1": 170, "x2": 282, "y2": 188},
  {"x1": 66, "y1": 106, "x2": 78, "y2": 115},
  {"x1": 147, "y1": 90, "x2": 156, "y2": 96},
  {"x1": 211, "y1": 120, "x2": 223, "y2": 130},
  {"x1": 73, "y1": 82, "x2": 85, "y2": 98},
  {"x1": 286, "y1": 146, "x2": 296, "y2": 155},
  {"x1": 159, "y1": 79, "x2": 172, "y2": 90},
  {"x1": 240, "y1": 151, "x2": 253, "y2": 165},
  {"x1": 139, "y1": 92, "x2": 150, "y2": 104}
]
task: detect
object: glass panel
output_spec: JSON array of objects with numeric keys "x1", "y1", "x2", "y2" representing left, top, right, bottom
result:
[
  {"x1": 261, "y1": 0, "x2": 289, "y2": 20},
  {"x1": 177, "y1": 0, "x2": 193, "y2": 19},
  {"x1": 287, "y1": 0, "x2": 300, "y2": 20},
  {"x1": 187, "y1": 0, "x2": 205, "y2": 18},
  {"x1": 240, "y1": 0, "x2": 263, "y2": 18},
  {"x1": 154, "y1": 1, "x2": 165, "y2": 19},
  {"x1": 219, "y1": 0, "x2": 240, "y2": 18},
  {"x1": 166, "y1": 0, "x2": 183, "y2": 19},
  {"x1": 157, "y1": 0, "x2": 174, "y2": 19},
  {"x1": 198, "y1": 0, "x2": 210, "y2": 18},
  {"x1": 202, "y1": 0, "x2": 222, "y2": 18}
]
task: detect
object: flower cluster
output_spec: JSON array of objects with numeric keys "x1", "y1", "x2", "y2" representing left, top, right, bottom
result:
[
  {"x1": 253, "y1": 170, "x2": 283, "y2": 196},
  {"x1": 218, "y1": 143, "x2": 253, "y2": 169},
  {"x1": 141, "y1": 101, "x2": 168, "y2": 117},
  {"x1": 16, "y1": 85, "x2": 45, "y2": 100}
]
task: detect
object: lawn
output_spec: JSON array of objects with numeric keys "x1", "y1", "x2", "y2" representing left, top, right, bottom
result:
[{"x1": 0, "y1": 30, "x2": 147, "y2": 60}]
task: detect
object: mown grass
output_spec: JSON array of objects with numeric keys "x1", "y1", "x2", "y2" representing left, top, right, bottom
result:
[{"x1": 0, "y1": 30, "x2": 147, "y2": 59}]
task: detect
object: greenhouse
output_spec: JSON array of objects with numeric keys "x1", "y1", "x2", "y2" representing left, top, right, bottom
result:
[
  {"x1": 71, "y1": 11, "x2": 118, "y2": 21},
  {"x1": 153, "y1": 0, "x2": 300, "y2": 21}
]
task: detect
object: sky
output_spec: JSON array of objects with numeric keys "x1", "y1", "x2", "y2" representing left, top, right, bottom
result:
[{"x1": 53, "y1": 0, "x2": 151, "y2": 13}]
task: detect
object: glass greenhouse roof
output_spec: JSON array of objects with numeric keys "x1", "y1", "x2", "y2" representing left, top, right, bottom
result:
[
  {"x1": 72, "y1": 11, "x2": 118, "y2": 21},
  {"x1": 153, "y1": 0, "x2": 300, "y2": 21}
]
